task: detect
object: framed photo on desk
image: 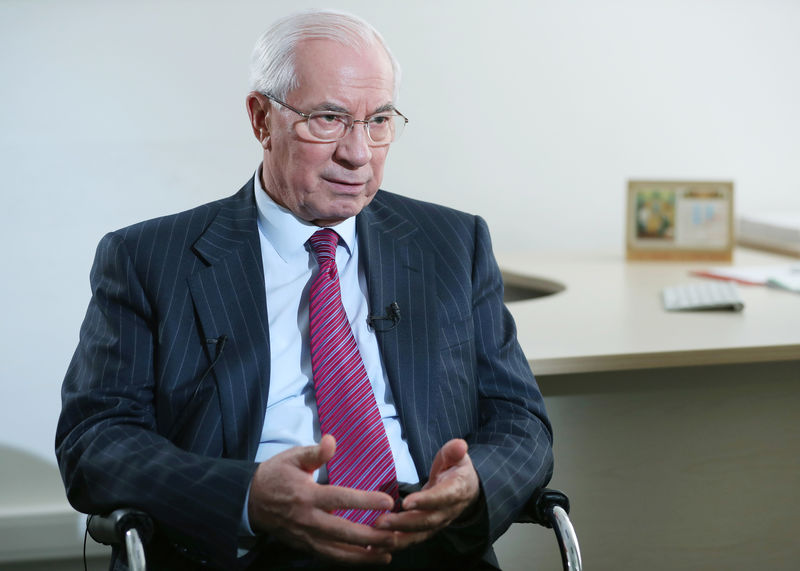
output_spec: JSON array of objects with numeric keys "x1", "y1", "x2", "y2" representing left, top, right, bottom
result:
[{"x1": 626, "y1": 180, "x2": 734, "y2": 261}]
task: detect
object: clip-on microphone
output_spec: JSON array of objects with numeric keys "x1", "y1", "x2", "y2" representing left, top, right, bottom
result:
[{"x1": 367, "y1": 301, "x2": 401, "y2": 332}]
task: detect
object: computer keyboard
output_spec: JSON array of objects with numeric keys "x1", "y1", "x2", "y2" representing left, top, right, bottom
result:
[{"x1": 662, "y1": 281, "x2": 744, "y2": 312}]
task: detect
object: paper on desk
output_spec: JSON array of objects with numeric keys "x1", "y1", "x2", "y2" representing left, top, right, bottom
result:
[
  {"x1": 691, "y1": 264, "x2": 800, "y2": 293},
  {"x1": 767, "y1": 274, "x2": 800, "y2": 293}
]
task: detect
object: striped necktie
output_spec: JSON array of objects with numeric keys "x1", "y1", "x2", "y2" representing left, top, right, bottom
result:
[{"x1": 307, "y1": 228, "x2": 399, "y2": 524}]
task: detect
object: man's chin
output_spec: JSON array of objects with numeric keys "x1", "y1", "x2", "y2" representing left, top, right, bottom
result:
[{"x1": 309, "y1": 196, "x2": 375, "y2": 226}]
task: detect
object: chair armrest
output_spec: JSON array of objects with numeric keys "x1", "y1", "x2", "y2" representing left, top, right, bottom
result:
[
  {"x1": 88, "y1": 508, "x2": 153, "y2": 571},
  {"x1": 515, "y1": 487, "x2": 570, "y2": 528},
  {"x1": 515, "y1": 488, "x2": 582, "y2": 571},
  {"x1": 88, "y1": 508, "x2": 154, "y2": 546}
]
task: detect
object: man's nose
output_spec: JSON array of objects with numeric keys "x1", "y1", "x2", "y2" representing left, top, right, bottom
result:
[{"x1": 334, "y1": 121, "x2": 372, "y2": 167}]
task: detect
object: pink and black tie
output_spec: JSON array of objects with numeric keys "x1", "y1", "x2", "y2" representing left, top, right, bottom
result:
[{"x1": 307, "y1": 228, "x2": 399, "y2": 525}]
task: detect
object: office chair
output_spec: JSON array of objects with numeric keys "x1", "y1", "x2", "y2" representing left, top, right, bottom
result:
[{"x1": 88, "y1": 487, "x2": 581, "y2": 571}]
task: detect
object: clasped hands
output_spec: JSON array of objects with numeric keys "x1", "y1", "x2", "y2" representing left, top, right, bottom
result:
[{"x1": 247, "y1": 434, "x2": 480, "y2": 565}]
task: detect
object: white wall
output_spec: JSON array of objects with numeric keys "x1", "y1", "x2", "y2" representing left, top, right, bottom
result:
[{"x1": 1, "y1": 0, "x2": 799, "y2": 477}]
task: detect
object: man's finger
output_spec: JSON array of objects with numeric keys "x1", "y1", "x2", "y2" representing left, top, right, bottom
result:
[
  {"x1": 426, "y1": 438, "x2": 468, "y2": 483},
  {"x1": 404, "y1": 441, "x2": 474, "y2": 511},
  {"x1": 294, "y1": 434, "x2": 337, "y2": 473},
  {"x1": 439, "y1": 438, "x2": 468, "y2": 468},
  {"x1": 376, "y1": 506, "x2": 451, "y2": 532},
  {"x1": 311, "y1": 508, "x2": 400, "y2": 548},
  {"x1": 403, "y1": 486, "x2": 460, "y2": 512},
  {"x1": 315, "y1": 484, "x2": 395, "y2": 513}
]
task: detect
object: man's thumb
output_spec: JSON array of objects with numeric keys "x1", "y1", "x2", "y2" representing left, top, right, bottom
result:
[
  {"x1": 430, "y1": 438, "x2": 468, "y2": 478},
  {"x1": 296, "y1": 434, "x2": 336, "y2": 473}
]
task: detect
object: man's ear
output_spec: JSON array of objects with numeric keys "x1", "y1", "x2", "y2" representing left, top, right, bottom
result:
[{"x1": 246, "y1": 91, "x2": 271, "y2": 149}]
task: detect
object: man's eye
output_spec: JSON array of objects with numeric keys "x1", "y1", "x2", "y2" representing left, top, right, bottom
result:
[
  {"x1": 370, "y1": 115, "x2": 390, "y2": 125},
  {"x1": 320, "y1": 114, "x2": 341, "y2": 123}
]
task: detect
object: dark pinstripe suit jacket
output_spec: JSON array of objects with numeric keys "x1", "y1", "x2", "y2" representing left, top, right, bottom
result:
[{"x1": 56, "y1": 178, "x2": 553, "y2": 569}]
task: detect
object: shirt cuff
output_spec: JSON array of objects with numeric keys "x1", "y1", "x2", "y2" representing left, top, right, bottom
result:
[{"x1": 239, "y1": 484, "x2": 257, "y2": 538}]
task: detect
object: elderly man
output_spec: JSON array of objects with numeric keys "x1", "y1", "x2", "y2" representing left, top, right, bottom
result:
[{"x1": 56, "y1": 9, "x2": 552, "y2": 570}]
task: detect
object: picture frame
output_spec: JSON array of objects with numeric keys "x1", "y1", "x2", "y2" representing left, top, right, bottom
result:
[{"x1": 626, "y1": 180, "x2": 734, "y2": 261}]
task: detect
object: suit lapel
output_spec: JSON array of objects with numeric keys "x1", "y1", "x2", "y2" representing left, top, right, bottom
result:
[
  {"x1": 357, "y1": 194, "x2": 439, "y2": 473},
  {"x1": 187, "y1": 181, "x2": 270, "y2": 460}
]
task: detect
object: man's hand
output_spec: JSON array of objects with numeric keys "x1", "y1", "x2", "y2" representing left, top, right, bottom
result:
[
  {"x1": 247, "y1": 434, "x2": 399, "y2": 565},
  {"x1": 373, "y1": 439, "x2": 480, "y2": 549}
]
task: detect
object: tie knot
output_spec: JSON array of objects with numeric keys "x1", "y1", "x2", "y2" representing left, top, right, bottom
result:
[{"x1": 309, "y1": 228, "x2": 339, "y2": 264}]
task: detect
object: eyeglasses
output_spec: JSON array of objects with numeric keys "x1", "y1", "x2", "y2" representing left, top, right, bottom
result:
[{"x1": 262, "y1": 93, "x2": 408, "y2": 145}]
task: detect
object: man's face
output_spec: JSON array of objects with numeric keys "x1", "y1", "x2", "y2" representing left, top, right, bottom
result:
[{"x1": 259, "y1": 39, "x2": 395, "y2": 226}]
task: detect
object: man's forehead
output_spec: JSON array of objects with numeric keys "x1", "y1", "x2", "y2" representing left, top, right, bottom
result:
[
  {"x1": 293, "y1": 37, "x2": 393, "y2": 79},
  {"x1": 289, "y1": 39, "x2": 395, "y2": 110},
  {"x1": 295, "y1": 36, "x2": 379, "y2": 59}
]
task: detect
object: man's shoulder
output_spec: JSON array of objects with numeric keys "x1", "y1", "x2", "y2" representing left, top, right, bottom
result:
[{"x1": 371, "y1": 189, "x2": 476, "y2": 226}]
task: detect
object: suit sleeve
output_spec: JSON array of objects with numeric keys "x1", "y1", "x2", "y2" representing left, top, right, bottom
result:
[
  {"x1": 464, "y1": 215, "x2": 554, "y2": 543},
  {"x1": 55, "y1": 232, "x2": 256, "y2": 569}
]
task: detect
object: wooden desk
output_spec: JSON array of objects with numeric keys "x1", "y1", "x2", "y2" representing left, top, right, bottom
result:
[
  {"x1": 499, "y1": 247, "x2": 800, "y2": 375},
  {"x1": 494, "y1": 247, "x2": 800, "y2": 571}
]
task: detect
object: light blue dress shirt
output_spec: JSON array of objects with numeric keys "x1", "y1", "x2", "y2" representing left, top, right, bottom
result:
[
  {"x1": 241, "y1": 172, "x2": 420, "y2": 539},
  {"x1": 252, "y1": 174, "x2": 418, "y2": 484}
]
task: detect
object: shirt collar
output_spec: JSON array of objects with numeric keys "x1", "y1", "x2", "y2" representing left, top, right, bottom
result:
[{"x1": 253, "y1": 167, "x2": 357, "y2": 262}]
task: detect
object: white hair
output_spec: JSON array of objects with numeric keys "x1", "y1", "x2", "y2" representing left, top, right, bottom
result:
[{"x1": 249, "y1": 9, "x2": 402, "y2": 102}]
